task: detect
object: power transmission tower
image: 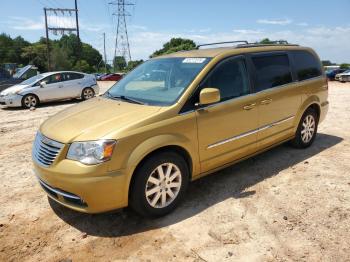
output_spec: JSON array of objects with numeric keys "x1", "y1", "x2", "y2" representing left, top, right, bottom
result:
[
  {"x1": 109, "y1": 0, "x2": 134, "y2": 71},
  {"x1": 43, "y1": 0, "x2": 80, "y2": 71}
]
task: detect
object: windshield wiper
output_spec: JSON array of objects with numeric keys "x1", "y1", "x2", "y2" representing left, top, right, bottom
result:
[{"x1": 106, "y1": 92, "x2": 145, "y2": 105}]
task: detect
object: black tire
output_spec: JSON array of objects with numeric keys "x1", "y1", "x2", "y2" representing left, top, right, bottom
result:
[
  {"x1": 81, "y1": 87, "x2": 95, "y2": 100},
  {"x1": 129, "y1": 151, "x2": 190, "y2": 217},
  {"x1": 290, "y1": 108, "x2": 318, "y2": 148},
  {"x1": 22, "y1": 94, "x2": 39, "y2": 109}
]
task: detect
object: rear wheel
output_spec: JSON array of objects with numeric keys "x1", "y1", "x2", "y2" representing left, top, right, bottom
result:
[
  {"x1": 22, "y1": 94, "x2": 39, "y2": 109},
  {"x1": 290, "y1": 108, "x2": 318, "y2": 148},
  {"x1": 81, "y1": 87, "x2": 95, "y2": 100},
  {"x1": 129, "y1": 151, "x2": 189, "y2": 217}
]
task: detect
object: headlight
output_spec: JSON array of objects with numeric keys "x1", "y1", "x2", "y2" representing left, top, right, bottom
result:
[{"x1": 67, "y1": 140, "x2": 116, "y2": 165}]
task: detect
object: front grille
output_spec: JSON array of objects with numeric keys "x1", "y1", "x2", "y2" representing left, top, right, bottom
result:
[{"x1": 32, "y1": 132, "x2": 64, "y2": 167}]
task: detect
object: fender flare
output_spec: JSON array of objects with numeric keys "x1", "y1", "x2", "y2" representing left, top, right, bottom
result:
[
  {"x1": 122, "y1": 134, "x2": 198, "y2": 202},
  {"x1": 293, "y1": 95, "x2": 321, "y2": 132}
]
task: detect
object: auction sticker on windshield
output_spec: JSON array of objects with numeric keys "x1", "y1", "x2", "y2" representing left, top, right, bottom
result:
[{"x1": 182, "y1": 58, "x2": 206, "y2": 63}]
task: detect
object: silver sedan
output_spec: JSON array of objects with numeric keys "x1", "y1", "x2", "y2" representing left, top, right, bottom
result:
[{"x1": 0, "y1": 71, "x2": 99, "y2": 108}]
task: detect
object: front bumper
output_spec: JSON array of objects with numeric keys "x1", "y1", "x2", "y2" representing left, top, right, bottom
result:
[
  {"x1": 33, "y1": 160, "x2": 129, "y2": 213},
  {"x1": 340, "y1": 76, "x2": 350, "y2": 82},
  {"x1": 0, "y1": 94, "x2": 22, "y2": 107}
]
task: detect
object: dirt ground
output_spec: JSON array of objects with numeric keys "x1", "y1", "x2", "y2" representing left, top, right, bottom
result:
[{"x1": 0, "y1": 81, "x2": 349, "y2": 262}]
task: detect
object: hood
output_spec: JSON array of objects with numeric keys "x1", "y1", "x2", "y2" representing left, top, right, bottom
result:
[
  {"x1": 0, "y1": 84, "x2": 29, "y2": 95},
  {"x1": 40, "y1": 96, "x2": 162, "y2": 143}
]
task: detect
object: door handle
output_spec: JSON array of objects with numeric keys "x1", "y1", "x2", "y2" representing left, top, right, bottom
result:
[
  {"x1": 243, "y1": 103, "x2": 256, "y2": 110},
  {"x1": 58, "y1": 85, "x2": 63, "y2": 88},
  {"x1": 261, "y1": 98, "x2": 272, "y2": 105}
]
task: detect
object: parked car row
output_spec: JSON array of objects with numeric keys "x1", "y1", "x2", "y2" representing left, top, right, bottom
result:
[
  {"x1": 96, "y1": 73, "x2": 124, "y2": 81},
  {"x1": 0, "y1": 71, "x2": 98, "y2": 109},
  {"x1": 326, "y1": 68, "x2": 350, "y2": 82}
]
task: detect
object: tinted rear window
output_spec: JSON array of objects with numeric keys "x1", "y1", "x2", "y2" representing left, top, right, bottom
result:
[
  {"x1": 292, "y1": 51, "x2": 322, "y2": 81},
  {"x1": 63, "y1": 73, "x2": 84, "y2": 81},
  {"x1": 252, "y1": 54, "x2": 292, "y2": 91}
]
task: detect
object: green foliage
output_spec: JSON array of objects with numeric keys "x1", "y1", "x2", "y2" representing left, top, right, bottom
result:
[
  {"x1": 0, "y1": 33, "x2": 102, "y2": 73},
  {"x1": 21, "y1": 43, "x2": 48, "y2": 72},
  {"x1": 339, "y1": 63, "x2": 350, "y2": 69},
  {"x1": 113, "y1": 56, "x2": 127, "y2": 71},
  {"x1": 73, "y1": 60, "x2": 91, "y2": 72},
  {"x1": 0, "y1": 33, "x2": 30, "y2": 65},
  {"x1": 150, "y1": 38, "x2": 196, "y2": 58},
  {"x1": 126, "y1": 59, "x2": 144, "y2": 71},
  {"x1": 50, "y1": 46, "x2": 72, "y2": 71},
  {"x1": 259, "y1": 38, "x2": 273, "y2": 44}
]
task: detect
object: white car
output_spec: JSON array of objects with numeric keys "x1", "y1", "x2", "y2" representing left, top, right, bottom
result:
[
  {"x1": 334, "y1": 69, "x2": 350, "y2": 82},
  {"x1": 0, "y1": 71, "x2": 99, "y2": 108},
  {"x1": 335, "y1": 69, "x2": 350, "y2": 82}
]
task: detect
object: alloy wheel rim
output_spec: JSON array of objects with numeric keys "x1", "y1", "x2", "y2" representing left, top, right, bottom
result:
[
  {"x1": 24, "y1": 96, "x2": 37, "y2": 108},
  {"x1": 301, "y1": 114, "x2": 315, "y2": 143},
  {"x1": 145, "y1": 163, "x2": 182, "y2": 208},
  {"x1": 84, "y1": 89, "x2": 93, "y2": 99}
]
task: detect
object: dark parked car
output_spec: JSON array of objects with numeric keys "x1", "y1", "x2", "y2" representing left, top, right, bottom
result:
[
  {"x1": 0, "y1": 65, "x2": 39, "y2": 92},
  {"x1": 100, "y1": 73, "x2": 123, "y2": 81},
  {"x1": 326, "y1": 68, "x2": 347, "y2": 81}
]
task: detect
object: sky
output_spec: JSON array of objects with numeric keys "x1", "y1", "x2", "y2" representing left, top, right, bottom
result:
[{"x1": 1, "y1": 0, "x2": 350, "y2": 64}]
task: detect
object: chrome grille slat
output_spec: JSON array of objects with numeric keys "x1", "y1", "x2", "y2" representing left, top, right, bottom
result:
[
  {"x1": 32, "y1": 132, "x2": 64, "y2": 167},
  {"x1": 36, "y1": 150, "x2": 56, "y2": 161},
  {"x1": 38, "y1": 147, "x2": 57, "y2": 157},
  {"x1": 34, "y1": 150, "x2": 55, "y2": 164},
  {"x1": 36, "y1": 140, "x2": 59, "y2": 154}
]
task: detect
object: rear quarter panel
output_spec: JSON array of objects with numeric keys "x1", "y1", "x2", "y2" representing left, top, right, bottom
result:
[{"x1": 293, "y1": 76, "x2": 328, "y2": 130}]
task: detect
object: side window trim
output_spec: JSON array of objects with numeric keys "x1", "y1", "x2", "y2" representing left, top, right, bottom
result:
[
  {"x1": 179, "y1": 54, "x2": 253, "y2": 114},
  {"x1": 289, "y1": 50, "x2": 323, "y2": 81},
  {"x1": 247, "y1": 51, "x2": 293, "y2": 93},
  {"x1": 287, "y1": 51, "x2": 298, "y2": 82}
]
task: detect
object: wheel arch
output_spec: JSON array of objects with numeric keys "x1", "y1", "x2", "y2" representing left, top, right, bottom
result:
[
  {"x1": 126, "y1": 142, "x2": 194, "y2": 202},
  {"x1": 81, "y1": 86, "x2": 95, "y2": 99},
  {"x1": 21, "y1": 93, "x2": 40, "y2": 106},
  {"x1": 294, "y1": 95, "x2": 321, "y2": 131}
]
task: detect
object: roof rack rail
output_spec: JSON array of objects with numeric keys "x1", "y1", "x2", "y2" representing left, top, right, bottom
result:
[
  {"x1": 197, "y1": 41, "x2": 248, "y2": 49},
  {"x1": 236, "y1": 41, "x2": 299, "y2": 48},
  {"x1": 197, "y1": 40, "x2": 299, "y2": 49}
]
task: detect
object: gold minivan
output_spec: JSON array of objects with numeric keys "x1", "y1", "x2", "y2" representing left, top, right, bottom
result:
[{"x1": 33, "y1": 41, "x2": 329, "y2": 216}]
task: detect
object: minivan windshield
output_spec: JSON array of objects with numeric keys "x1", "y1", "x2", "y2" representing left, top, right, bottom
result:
[
  {"x1": 106, "y1": 57, "x2": 210, "y2": 106},
  {"x1": 20, "y1": 74, "x2": 45, "y2": 85}
]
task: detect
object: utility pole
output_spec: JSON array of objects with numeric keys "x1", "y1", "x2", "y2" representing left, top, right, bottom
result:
[
  {"x1": 44, "y1": 8, "x2": 50, "y2": 71},
  {"x1": 74, "y1": 0, "x2": 80, "y2": 41},
  {"x1": 43, "y1": 2, "x2": 80, "y2": 72},
  {"x1": 103, "y1": 32, "x2": 107, "y2": 73},
  {"x1": 109, "y1": 0, "x2": 134, "y2": 71}
]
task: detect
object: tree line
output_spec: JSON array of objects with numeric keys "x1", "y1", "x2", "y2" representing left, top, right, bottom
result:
[{"x1": 1, "y1": 34, "x2": 348, "y2": 74}]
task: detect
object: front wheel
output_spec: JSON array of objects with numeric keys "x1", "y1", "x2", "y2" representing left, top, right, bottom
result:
[
  {"x1": 22, "y1": 94, "x2": 39, "y2": 109},
  {"x1": 81, "y1": 87, "x2": 95, "y2": 100},
  {"x1": 129, "y1": 152, "x2": 189, "y2": 217},
  {"x1": 290, "y1": 108, "x2": 318, "y2": 148}
]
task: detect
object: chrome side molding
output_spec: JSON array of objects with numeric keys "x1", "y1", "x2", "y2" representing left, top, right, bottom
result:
[{"x1": 208, "y1": 115, "x2": 295, "y2": 149}]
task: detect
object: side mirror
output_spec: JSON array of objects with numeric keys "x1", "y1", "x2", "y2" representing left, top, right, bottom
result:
[
  {"x1": 39, "y1": 81, "x2": 47, "y2": 88},
  {"x1": 199, "y1": 88, "x2": 220, "y2": 106}
]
